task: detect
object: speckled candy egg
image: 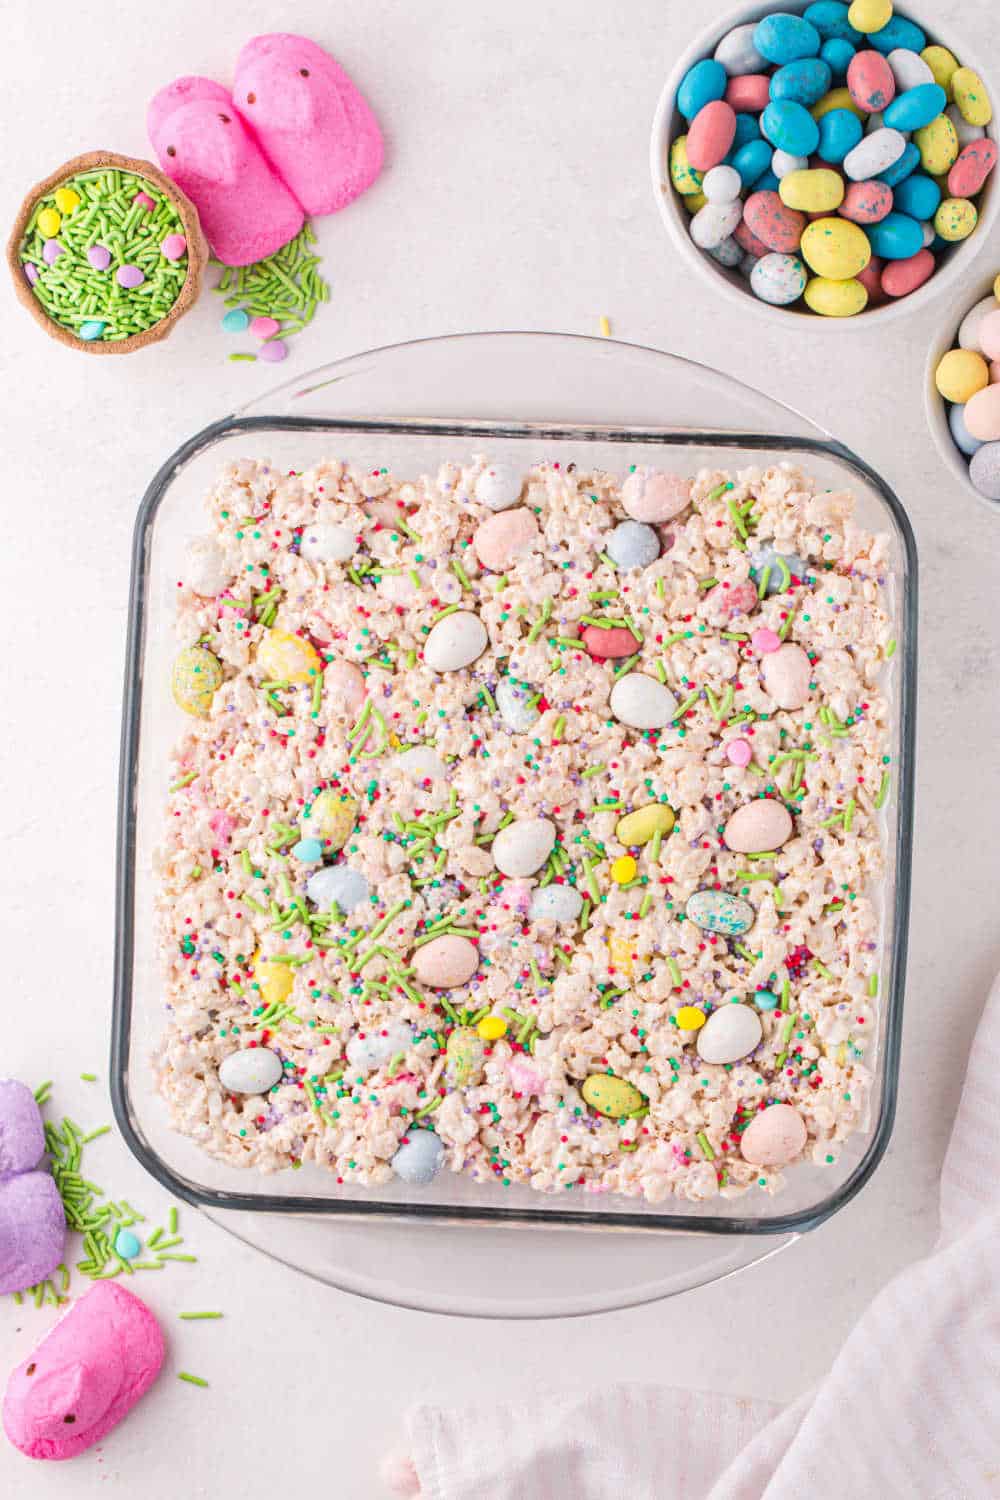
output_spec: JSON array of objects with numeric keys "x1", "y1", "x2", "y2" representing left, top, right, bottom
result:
[
  {"x1": 839, "y1": 179, "x2": 893, "y2": 223},
  {"x1": 753, "y1": 13, "x2": 821, "y2": 66},
  {"x1": 581, "y1": 1074, "x2": 644, "y2": 1119},
  {"x1": 685, "y1": 889, "x2": 755, "y2": 936},
  {"x1": 691, "y1": 200, "x2": 742, "y2": 250},
  {"x1": 492, "y1": 817, "x2": 556, "y2": 877},
  {"x1": 391, "y1": 1129, "x2": 444, "y2": 1185},
  {"x1": 475, "y1": 462, "x2": 523, "y2": 511},
  {"x1": 423, "y1": 610, "x2": 488, "y2": 671},
  {"x1": 762, "y1": 641, "x2": 813, "y2": 709},
  {"x1": 800, "y1": 217, "x2": 871, "y2": 278},
  {"x1": 323, "y1": 660, "x2": 367, "y2": 715},
  {"x1": 696, "y1": 1003, "x2": 763, "y2": 1064},
  {"x1": 171, "y1": 646, "x2": 222, "y2": 717},
  {"x1": 256, "y1": 629, "x2": 321, "y2": 684},
  {"x1": 412, "y1": 934, "x2": 479, "y2": 989},
  {"x1": 846, "y1": 48, "x2": 896, "y2": 113},
  {"x1": 183, "y1": 535, "x2": 229, "y2": 596},
  {"x1": 743, "y1": 190, "x2": 806, "y2": 252},
  {"x1": 751, "y1": 545, "x2": 812, "y2": 592},
  {"x1": 750, "y1": 252, "x2": 807, "y2": 305},
  {"x1": 446, "y1": 1027, "x2": 485, "y2": 1086},
  {"x1": 393, "y1": 745, "x2": 449, "y2": 782},
  {"x1": 949, "y1": 139, "x2": 998, "y2": 198},
  {"x1": 609, "y1": 672, "x2": 679, "y2": 730},
  {"x1": 496, "y1": 676, "x2": 540, "y2": 731},
  {"x1": 302, "y1": 789, "x2": 358, "y2": 852},
  {"x1": 218, "y1": 1047, "x2": 283, "y2": 1095},
  {"x1": 299, "y1": 522, "x2": 357, "y2": 564},
  {"x1": 843, "y1": 125, "x2": 906, "y2": 179},
  {"x1": 969, "y1": 443, "x2": 1000, "y2": 501},
  {"x1": 723, "y1": 797, "x2": 794, "y2": 852},
  {"x1": 740, "y1": 1103, "x2": 808, "y2": 1165},
  {"x1": 620, "y1": 468, "x2": 691, "y2": 523},
  {"x1": 305, "y1": 863, "x2": 369, "y2": 913},
  {"x1": 606, "y1": 520, "x2": 660, "y2": 570},
  {"x1": 345, "y1": 1020, "x2": 416, "y2": 1074},
  {"x1": 473, "y1": 508, "x2": 539, "y2": 571},
  {"x1": 714, "y1": 23, "x2": 766, "y2": 76},
  {"x1": 529, "y1": 885, "x2": 584, "y2": 923}
]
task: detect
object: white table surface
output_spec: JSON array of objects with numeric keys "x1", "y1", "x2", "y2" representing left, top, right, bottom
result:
[{"x1": 2, "y1": 0, "x2": 999, "y2": 1493}]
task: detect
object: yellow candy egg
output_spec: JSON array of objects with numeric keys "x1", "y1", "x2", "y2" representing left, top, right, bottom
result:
[
  {"x1": 779, "y1": 168, "x2": 845, "y2": 214},
  {"x1": 477, "y1": 1014, "x2": 508, "y2": 1042},
  {"x1": 914, "y1": 114, "x2": 959, "y2": 176},
  {"x1": 682, "y1": 189, "x2": 708, "y2": 214},
  {"x1": 847, "y1": 0, "x2": 891, "y2": 32},
  {"x1": 303, "y1": 789, "x2": 358, "y2": 853},
  {"x1": 610, "y1": 855, "x2": 638, "y2": 885},
  {"x1": 921, "y1": 45, "x2": 959, "y2": 100},
  {"x1": 54, "y1": 187, "x2": 81, "y2": 215},
  {"x1": 669, "y1": 135, "x2": 704, "y2": 196},
  {"x1": 994, "y1": 273, "x2": 1000, "y2": 302},
  {"x1": 615, "y1": 803, "x2": 675, "y2": 846},
  {"x1": 952, "y1": 67, "x2": 992, "y2": 127},
  {"x1": 581, "y1": 1073, "x2": 644, "y2": 1119},
  {"x1": 803, "y1": 276, "x2": 869, "y2": 317},
  {"x1": 256, "y1": 628, "x2": 322, "y2": 683},
  {"x1": 171, "y1": 646, "x2": 223, "y2": 717},
  {"x1": 811, "y1": 87, "x2": 865, "y2": 122},
  {"x1": 934, "y1": 197, "x2": 978, "y2": 242},
  {"x1": 37, "y1": 206, "x2": 61, "y2": 237},
  {"x1": 935, "y1": 348, "x2": 989, "y2": 403},
  {"x1": 607, "y1": 932, "x2": 634, "y2": 976},
  {"x1": 252, "y1": 951, "x2": 294, "y2": 1008},
  {"x1": 675, "y1": 1006, "x2": 706, "y2": 1032},
  {"x1": 446, "y1": 1026, "x2": 484, "y2": 1086},
  {"x1": 800, "y1": 218, "x2": 871, "y2": 280}
]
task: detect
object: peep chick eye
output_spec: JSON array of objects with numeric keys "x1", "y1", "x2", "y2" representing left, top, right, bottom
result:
[
  {"x1": 246, "y1": 92, "x2": 256, "y2": 104},
  {"x1": 219, "y1": 113, "x2": 230, "y2": 123},
  {"x1": 25, "y1": 1364, "x2": 36, "y2": 1376},
  {"x1": 63, "y1": 1415, "x2": 76, "y2": 1425},
  {"x1": 299, "y1": 67, "x2": 310, "y2": 77},
  {"x1": 166, "y1": 146, "x2": 176, "y2": 157}
]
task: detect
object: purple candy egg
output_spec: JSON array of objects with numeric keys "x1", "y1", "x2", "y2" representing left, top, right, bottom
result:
[
  {"x1": 24, "y1": 263, "x2": 39, "y2": 286},
  {"x1": 258, "y1": 339, "x2": 288, "y2": 363},
  {"x1": 116, "y1": 264, "x2": 145, "y2": 289},
  {"x1": 42, "y1": 240, "x2": 63, "y2": 266},
  {"x1": 87, "y1": 243, "x2": 112, "y2": 270}
]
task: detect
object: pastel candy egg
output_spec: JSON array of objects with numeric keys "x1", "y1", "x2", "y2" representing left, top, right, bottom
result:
[
  {"x1": 475, "y1": 462, "x2": 523, "y2": 511},
  {"x1": 949, "y1": 140, "x2": 998, "y2": 198},
  {"x1": 964, "y1": 385, "x2": 1000, "y2": 442},
  {"x1": 219, "y1": 1047, "x2": 283, "y2": 1095},
  {"x1": 935, "y1": 349, "x2": 989, "y2": 403},
  {"x1": 496, "y1": 675, "x2": 540, "y2": 730},
  {"x1": 391, "y1": 1129, "x2": 444, "y2": 1185},
  {"x1": 706, "y1": 579, "x2": 759, "y2": 618},
  {"x1": 291, "y1": 837, "x2": 324, "y2": 863},
  {"x1": 800, "y1": 216, "x2": 871, "y2": 277},
  {"x1": 817, "y1": 107, "x2": 863, "y2": 161},
  {"x1": 804, "y1": 3, "x2": 862, "y2": 44},
  {"x1": 393, "y1": 745, "x2": 449, "y2": 781},
  {"x1": 887, "y1": 47, "x2": 933, "y2": 91},
  {"x1": 714, "y1": 23, "x2": 767, "y2": 76},
  {"x1": 114, "y1": 1229, "x2": 141, "y2": 1260},
  {"x1": 921, "y1": 45, "x2": 959, "y2": 98},
  {"x1": 183, "y1": 535, "x2": 229, "y2": 596},
  {"x1": 756, "y1": 988, "x2": 780, "y2": 1011},
  {"x1": 446, "y1": 1027, "x2": 485, "y2": 1086},
  {"x1": 473, "y1": 508, "x2": 539, "y2": 571},
  {"x1": 876, "y1": 139, "x2": 920, "y2": 185},
  {"x1": 893, "y1": 172, "x2": 941, "y2": 220},
  {"x1": 847, "y1": 49, "x2": 896, "y2": 113},
  {"x1": 753, "y1": 14, "x2": 821, "y2": 66},
  {"x1": 171, "y1": 646, "x2": 222, "y2": 717},
  {"x1": 253, "y1": 953, "x2": 294, "y2": 1008},
  {"x1": 727, "y1": 76, "x2": 773, "y2": 114},
  {"x1": 771, "y1": 58, "x2": 832, "y2": 107},
  {"x1": 581, "y1": 624, "x2": 641, "y2": 659},
  {"x1": 412, "y1": 934, "x2": 479, "y2": 989},
  {"x1": 744, "y1": 190, "x2": 807, "y2": 251},
  {"x1": 761, "y1": 100, "x2": 820, "y2": 157},
  {"x1": 87, "y1": 243, "x2": 112, "y2": 270},
  {"x1": 42, "y1": 239, "x2": 63, "y2": 264},
  {"x1": 731, "y1": 139, "x2": 774, "y2": 189},
  {"x1": 751, "y1": 626, "x2": 781, "y2": 654},
  {"x1": 734, "y1": 218, "x2": 772, "y2": 259},
  {"x1": 750, "y1": 251, "x2": 807, "y2": 305},
  {"x1": 839, "y1": 179, "x2": 893, "y2": 222},
  {"x1": 779, "y1": 167, "x2": 845, "y2": 212},
  {"x1": 867, "y1": 15, "x2": 925, "y2": 53},
  {"x1": 751, "y1": 544, "x2": 812, "y2": 591},
  {"x1": 946, "y1": 103, "x2": 984, "y2": 150},
  {"x1": 726, "y1": 737, "x2": 752, "y2": 766},
  {"x1": 36, "y1": 206, "x2": 61, "y2": 237},
  {"x1": 732, "y1": 112, "x2": 764, "y2": 149},
  {"x1": 952, "y1": 68, "x2": 992, "y2": 128},
  {"x1": 691, "y1": 200, "x2": 742, "y2": 249},
  {"x1": 740, "y1": 1103, "x2": 808, "y2": 1166},
  {"x1": 423, "y1": 610, "x2": 488, "y2": 671},
  {"x1": 881, "y1": 248, "x2": 934, "y2": 297},
  {"x1": 812, "y1": 86, "x2": 865, "y2": 121},
  {"x1": 581, "y1": 1074, "x2": 644, "y2": 1119},
  {"x1": 891, "y1": 82, "x2": 950, "y2": 133},
  {"x1": 256, "y1": 629, "x2": 321, "y2": 683},
  {"x1": 696, "y1": 1003, "x2": 763, "y2": 1064},
  {"x1": 685, "y1": 889, "x2": 755, "y2": 936},
  {"x1": 324, "y1": 659, "x2": 366, "y2": 714},
  {"x1": 305, "y1": 863, "x2": 369, "y2": 912},
  {"x1": 977, "y1": 311, "x2": 1000, "y2": 361},
  {"x1": 846, "y1": 0, "x2": 890, "y2": 34},
  {"x1": 723, "y1": 797, "x2": 794, "y2": 852},
  {"x1": 346, "y1": 1021, "x2": 416, "y2": 1074},
  {"x1": 677, "y1": 58, "x2": 728, "y2": 122},
  {"x1": 914, "y1": 114, "x2": 959, "y2": 175},
  {"x1": 492, "y1": 817, "x2": 556, "y2": 877},
  {"x1": 866, "y1": 211, "x2": 924, "y2": 259},
  {"x1": 676, "y1": 1005, "x2": 706, "y2": 1031},
  {"x1": 761, "y1": 641, "x2": 813, "y2": 709},
  {"x1": 161, "y1": 233, "x2": 187, "y2": 261},
  {"x1": 607, "y1": 520, "x2": 660, "y2": 570},
  {"x1": 958, "y1": 294, "x2": 999, "y2": 351},
  {"x1": 529, "y1": 885, "x2": 584, "y2": 923},
  {"x1": 702, "y1": 164, "x2": 742, "y2": 203},
  {"x1": 616, "y1": 802, "x2": 675, "y2": 846},
  {"x1": 303, "y1": 789, "x2": 358, "y2": 852},
  {"x1": 621, "y1": 468, "x2": 691, "y2": 522},
  {"x1": 969, "y1": 444, "x2": 1000, "y2": 501},
  {"x1": 300, "y1": 522, "x2": 356, "y2": 564},
  {"x1": 53, "y1": 186, "x2": 81, "y2": 214},
  {"x1": 947, "y1": 403, "x2": 983, "y2": 457},
  {"x1": 609, "y1": 672, "x2": 679, "y2": 729},
  {"x1": 771, "y1": 150, "x2": 809, "y2": 180},
  {"x1": 821, "y1": 38, "x2": 858, "y2": 80},
  {"x1": 933, "y1": 197, "x2": 978, "y2": 242},
  {"x1": 708, "y1": 236, "x2": 743, "y2": 268},
  {"x1": 687, "y1": 100, "x2": 737, "y2": 171},
  {"x1": 116, "y1": 264, "x2": 145, "y2": 289},
  {"x1": 844, "y1": 125, "x2": 906, "y2": 178},
  {"x1": 669, "y1": 136, "x2": 704, "y2": 196}
]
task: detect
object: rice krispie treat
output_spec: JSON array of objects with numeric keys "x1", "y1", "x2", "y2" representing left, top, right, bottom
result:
[{"x1": 154, "y1": 453, "x2": 896, "y2": 1205}]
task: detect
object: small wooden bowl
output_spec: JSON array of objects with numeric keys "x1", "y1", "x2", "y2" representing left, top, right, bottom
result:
[{"x1": 6, "y1": 149, "x2": 209, "y2": 355}]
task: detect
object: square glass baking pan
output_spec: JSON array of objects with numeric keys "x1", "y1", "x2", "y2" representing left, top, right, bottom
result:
[{"x1": 113, "y1": 332, "x2": 917, "y2": 1256}]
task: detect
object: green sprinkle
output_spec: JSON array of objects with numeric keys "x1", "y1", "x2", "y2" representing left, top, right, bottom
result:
[
  {"x1": 178, "y1": 1311, "x2": 223, "y2": 1320},
  {"x1": 177, "y1": 1372, "x2": 209, "y2": 1387}
]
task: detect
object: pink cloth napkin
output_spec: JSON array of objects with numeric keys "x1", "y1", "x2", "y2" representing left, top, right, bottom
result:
[{"x1": 393, "y1": 971, "x2": 1000, "y2": 1499}]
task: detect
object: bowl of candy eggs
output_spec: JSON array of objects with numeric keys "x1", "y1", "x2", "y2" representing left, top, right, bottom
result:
[
  {"x1": 927, "y1": 270, "x2": 1000, "y2": 507},
  {"x1": 651, "y1": 1, "x2": 998, "y2": 321}
]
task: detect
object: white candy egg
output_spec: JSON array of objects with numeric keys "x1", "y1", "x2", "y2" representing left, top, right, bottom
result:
[
  {"x1": 183, "y1": 536, "x2": 230, "y2": 597},
  {"x1": 218, "y1": 1047, "x2": 283, "y2": 1095},
  {"x1": 475, "y1": 463, "x2": 523, "y2": 511},
  {"x1": 300, "y1": 522, "x2": 357, "y2": 564}
]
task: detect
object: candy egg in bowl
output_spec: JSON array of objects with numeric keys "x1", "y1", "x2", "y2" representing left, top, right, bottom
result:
[
  {"x1": 925, "y1": 269, "x2": 1000, "y2": 509},
  {"x1": 650, "y1": 1, "x2": 999, "y2": 323}
]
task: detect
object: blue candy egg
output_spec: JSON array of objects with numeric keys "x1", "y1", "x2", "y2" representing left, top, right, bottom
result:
[
  {"x1": 770, "y1": 57, "x2": 832, "y2": 105},
  {"x1": 755, "y1": 170, "x2": 781, "y2": 193},
  {"x1": 754, "y1": 13, "x2": 821, "y2": 65},
  {"x1": 969, "y1": 443, "x2": 1000, "y2": 502},
  {"x1": 883, "y1": 82, "x2": 947, "y2": 133},
  {"x1": 761, "y1": 99, "x2": 820, "y2": 157},
  {"x1": 677, "y1": 58, "x2": 727, "y2": 121},
  {"x1": 391, "y1": 1128, "x2": 445, "y2": 1185},
  {"x1": 893, "y1": 172, "x2": 941, "y2": 221},
  {"x1": 291, "y1": 837, "x2": 324, "y2": 864},
  {"x1": 305, "y1": 862, "x2": 370, "y2": 913},
  {"x1": 948, "y1": 404, "x2": 984, "y2": 459},
  {"x1": 755, "y1": 989, "x2": 780, "y2": 1011},
  {"x1": 877, "y1": 141, "x2": 920, "y2": 187},
  {"x1": 607, "y1": 520, "x2": 661, "y2": 571},
  {"x1": 79, "y1": 319, "x2": 107, "y2": 341},
  {"x1": 803, "y1": 1, "x2": 861, "y2": 44},
  {"x1": 817, "y1": 107, "x2": 863, "y2": 162},
  {"x1": 820, "y1": 37, "x2": 856, "y2": 79},
  {"x1": 868, "y1": 16, "x2": 926, "y2": 55},
  {"x1": 866, "y1": 212, "x2": 924, "y2": 260},
  {"x1": 114, "y1": 1229, "x2": 142, "y2": 1260},
  {"x1": 732, "y1": 112, "x2": 762, "y2": 150},
  {"x1": 731, "y1": 137, "x2": 773, "y2": 188}
]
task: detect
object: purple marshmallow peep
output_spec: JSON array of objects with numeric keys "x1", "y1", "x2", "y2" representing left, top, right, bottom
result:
[{"x1": 0, "y1": 1079, "x2": 65, "y2": 1295}]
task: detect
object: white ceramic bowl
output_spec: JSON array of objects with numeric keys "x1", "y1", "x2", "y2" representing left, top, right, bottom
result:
[
  {"x1": 925, "y1": 269, "x2": 1000, "y2": 511},
  {"x1": 650, "y1": 0, "x2": 1000, "y2": 326}
]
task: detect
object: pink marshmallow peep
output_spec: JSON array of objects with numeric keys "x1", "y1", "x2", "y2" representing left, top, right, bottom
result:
[
  {"x1": 3, "y1": 1283, "x2": 165, "y2": 1460},
  {"x1": 233, "y1": 34, "x2": 384, "y2": 216},
  {"x1": 147, "y1": 75, "x2": 304, "y2": 265},
  {"x1": 0, "y1": 1079, "x2": 65, "y2": 1296}
]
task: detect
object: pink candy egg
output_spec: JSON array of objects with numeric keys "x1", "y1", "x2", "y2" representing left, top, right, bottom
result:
[
  {"x1": 581, "y1": 625, "x2": 641, "y2": 660},
  {"x1": 847, "y1": 50, "x2": 896, "y2": 115},
  {"x1": 726, "y1": 738, "x2": 752, "y2": 767},
  {"x1": 250, "y1": 315, "x2": 281, "y2": 339},
  {"x1": 751, "y1": 626, "x2": 781, "y2": 654},
  {"x1": 856, "y1": 255, "x2": 886, "y2": 307},
  {"x1": 976, "y1": 309, "x2": 1000, "y2": 362},
  {"x1": 881, "y1": 248, "x2": 935, "y2": 299},
  {"x1": 687, "y1": 100, "x2": 737, "y2": 171},
  {"x1": 621, "y1": 469, "x2": 691, "y2": 523},
  {"x1": 839, "y1": 180, "x2": 893, "y2": 225},
  {"x1": 726, "y1": 74, "x2": 771, "y2": 113},
  {"x1": 160, "y1": 233, "x2": 187, "y2": 261},
  {"x1": 740, "y1": 1104, "x2": 807, "y2": 1167},
  {"x1": 733, "y1": 218, "x2": 772, "y2": 259},
  {"x1": 743, "y1": 190, "x2": 806, "y2": 254},
  {"x1": 964, "y1": 383, "x2": 1000, "y2": 442},
  {"x1": 706, "y1": 579, "x2": 758, "y2": 619},
  {"x1": 473, "y1": 508, "x2": 540, "y2": 571},
  {"x1": 948, "y1": 139, "x2": 998, "y2": 199}
]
